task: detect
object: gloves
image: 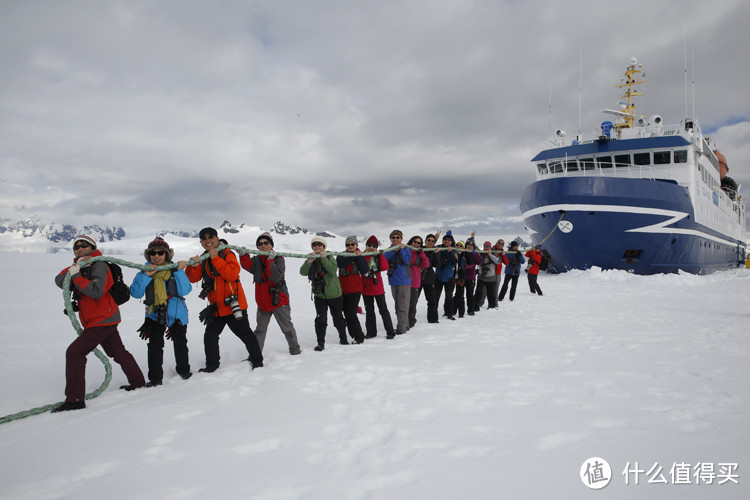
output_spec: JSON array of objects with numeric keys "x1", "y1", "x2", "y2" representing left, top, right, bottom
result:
[
  {"x1": 137, "y1": 320, "x2": 153, "y2": 341},
  {"x1": 68, "y1": 263, "x2": 80, "y2": 276},
  {"x1": 319, "y1": 250, "x2": 327, "y2": 259},
  {"x1": 166, "y1": 320, "x2": 185, "y2": 340},
  {"x1": 238, "y1": 249, "x2": 247, "y2": 256},
  {"x1": 199, "y1": 304, "x2": 218, "y2": 326},
  {"x1": 267, "y1": 250, "x2": 277, "y2": 259}
]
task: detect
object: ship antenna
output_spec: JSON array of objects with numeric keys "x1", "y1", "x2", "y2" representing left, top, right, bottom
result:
[
  {"x1": 692, "y1": 47, "x2": 696, "y2": 120},
  {"x1": 548, "y1": 79, "x2": 553, "y2": 138},
  {"x1": 578, "y1": 47, "x2": 582, "y2": 136},
  {"x1": 684, "y1": 35, "x2": 689, "y2": 118}
]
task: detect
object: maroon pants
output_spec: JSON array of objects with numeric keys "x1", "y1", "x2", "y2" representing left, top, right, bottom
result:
[{"x1": 65, "y1": 324, "x2": 145, "y2": 402}]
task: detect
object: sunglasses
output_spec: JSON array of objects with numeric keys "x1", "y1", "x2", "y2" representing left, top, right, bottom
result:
[
  {"x1": 426, "y1": 239, "x2": 435, "y2": 243},
  {"x1": 346, "y1": 243, "x2": 357, "y2": 247},
  {"x1": 73, "y1": 243, "x2": 91, "y2": 250},
  {"x1": 148, "y1": 250, "x2": 166, "y2": 256},
  {"x1": 412, "y1": 241, "x2": 422, "y2": 246},
  {"x1": 390, "y1": 236, "x2": 402, "y2": 240},
  {"x1": 257, "y1": 240, "x2": 272, "y2": 246},
  {"x1": 311, "y1": 242, "x2": 324, "y2": 248}
]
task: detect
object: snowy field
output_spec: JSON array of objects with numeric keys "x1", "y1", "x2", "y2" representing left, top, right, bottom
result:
[{"x1": 0, "y1": 239, "x2": 748, "y2": 499}]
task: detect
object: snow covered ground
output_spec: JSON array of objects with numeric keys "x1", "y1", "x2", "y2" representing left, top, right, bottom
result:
[{"x1": 0, "y1": 239, "x2": 748, "y2": 499}]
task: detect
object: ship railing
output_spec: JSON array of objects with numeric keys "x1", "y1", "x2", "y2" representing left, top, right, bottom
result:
[
  {"x1": 570, "y1": 123, "x2": 683, "y2": 145},
  {"x1": 538, "y1": 163, "x2": 658, "y2": 180}
]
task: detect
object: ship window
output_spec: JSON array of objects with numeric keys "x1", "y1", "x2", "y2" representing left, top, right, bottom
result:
[
  {"x1": 633, "y1": 152, "x2": 651, "y2": 165},
  {"x1": 580, "y1": 157, "x2": 595, "y2": 170},
  {"x1": 614, "y1": 154, "x2": 631, "y2": 167},
  {"x1": 549, "y1": 161, "x2": 562, "y2": 173},
  {"x1": 597, "y1": 155, "x2": 613, "y2": 168},
  {"x1": 653, "y1": 151, "x2": 671, "y2": 164},
  {"x1": 565, "y1": 159, "x2": 579, "y2": 171},
  {"x1": 537, "y1": 163, "x2": 548, "y2": 174},
  {"x1": 674, "y1": 150, "x2": 688, "y2": 163}
]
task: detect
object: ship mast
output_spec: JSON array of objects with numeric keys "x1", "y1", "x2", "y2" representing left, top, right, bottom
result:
[{"x1": 613, "y1": 57, "x2": 645, "y2": 129}]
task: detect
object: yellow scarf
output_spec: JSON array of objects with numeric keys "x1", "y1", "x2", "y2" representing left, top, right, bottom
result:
[{"x1": 148, "y1": 269, "x2": 172, "y2": 315}]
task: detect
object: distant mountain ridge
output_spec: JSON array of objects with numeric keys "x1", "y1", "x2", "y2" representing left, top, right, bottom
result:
[{"x1": 0, "y1": 218, "x2": 330, "y2": 245}]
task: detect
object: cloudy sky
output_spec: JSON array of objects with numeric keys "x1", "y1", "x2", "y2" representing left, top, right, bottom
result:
[{"x1": 2, "y1": 0, "x2": 749, "y2": 239}]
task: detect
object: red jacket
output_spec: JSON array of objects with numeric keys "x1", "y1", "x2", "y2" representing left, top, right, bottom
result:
[
  {"x1": 362, "y1": 254, "x2": 388, "y2": 296},
  {"x1": 239, "y1": 253, "x2": 290, "y2": 313},
  {"x1": 55, "y1": 249, "x2": 120, "y2": 329},
  {"x1": 525, "y1": 249, "x2": 542, "y2": 275},
  {"x1": 185, "y1": 249, "x2": 249, "y2": 317}
]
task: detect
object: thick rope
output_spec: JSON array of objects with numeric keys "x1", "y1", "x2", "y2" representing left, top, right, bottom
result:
[{"x1": 1, "y1": 240, "x2": 525, "y2": 425}]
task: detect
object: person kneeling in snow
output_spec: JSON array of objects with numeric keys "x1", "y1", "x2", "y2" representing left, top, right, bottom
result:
[{"x1": 52, "y1": 236, "x2": 145, "y2": 413}]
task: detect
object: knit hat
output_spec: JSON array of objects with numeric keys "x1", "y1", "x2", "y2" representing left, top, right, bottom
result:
[
  {"x1": 73, "y1": 235, "x2": 97, "y2": 250},
  {"x1": 509, "y1": 241, "x2": 519, "y2": 248},
  {"x1": 256, "y1": 232, "x2": 274, "y2": 248},
  {"x1": 389, "y1": 229, "x2": 403, "y2": 239},
  {"x1": 311, "y1": 235, "x2": 327, "y2": 249},
  {"x1": 144, "y1": 237, "x2": 174, "y2": 262},
  {"x1": 456, "y1": 240, "x2": 465, "y2": 248},
  {"x1": 483, "y1": 241, "x2": 492, "y2": 248},
  {"x1": 366, "y1": 235, "x2": 379, "y2": 248},
  {"x1": 442, "y1": 231, "x2": 455, "y2": 245},
  {"x1": 345, "y1": 235, "x2": 358, "y2": 246}
]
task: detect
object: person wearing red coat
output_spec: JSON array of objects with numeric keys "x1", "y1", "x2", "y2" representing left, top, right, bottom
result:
[
  {"x1": 361, "y1": 235, "x2": 396, "y2": 339},
  {"x1": 240, "y1": 232, "x2": 301, "y2": 355},
  {"x1": 52, "y1": 236, "x2": 145, "y2": 413},
  {"x1": 186, "y1": 227, "x2": 263, "y2": 372},
  {"x1": 524, "y1": 245, "x2": 544, "y2": 296},
  {"x1": 336, "y1": 236, "x2": 367, "y2": 344}
]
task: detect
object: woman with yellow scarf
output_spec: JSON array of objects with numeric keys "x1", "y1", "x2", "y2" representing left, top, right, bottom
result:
[{"x1": 130, "y1": 237, "x2": 193, "y2": 386}]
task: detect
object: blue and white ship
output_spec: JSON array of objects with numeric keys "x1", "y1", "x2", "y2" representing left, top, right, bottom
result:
[{"x1": 520, "y1": 58, "x2": 747, "y2": 275}]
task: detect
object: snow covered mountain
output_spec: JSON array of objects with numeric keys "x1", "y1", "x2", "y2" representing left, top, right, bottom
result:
[{"x1": 0, "y1": 218, "x2": 126, "y2": 246}]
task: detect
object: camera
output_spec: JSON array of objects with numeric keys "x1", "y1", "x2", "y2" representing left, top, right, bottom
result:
[
  {"x1": 63, "y1": 299, "x2": 80, "y2": 316},
  {"x1": 224, "y1": 295, "x2": 243, "y2": 320},
  {"x1": 156, "y1": 304, "x2": 168, "y2": 326},
  {"x1": 270, "y1": 287, "x2": 280, "y2": 306},
  {"x1": 199, "y1": 278, "x2": 213, "y2": 300},
  {"x1": 311, "y1": 275, "x2": 325, "y2": 295},
  {"x1": 367, "y1": 270, "x2": 379, "y2": 286}
]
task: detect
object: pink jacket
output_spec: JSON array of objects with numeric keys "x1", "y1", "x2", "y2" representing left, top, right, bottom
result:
[{"x1": 409, "y1": 250, "x2": 430, "y2": 288}]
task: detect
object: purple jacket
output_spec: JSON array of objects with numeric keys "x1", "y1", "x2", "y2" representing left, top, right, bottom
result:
[{"x1": 463, "y1": 251, "x2": 482, "y2": 281}]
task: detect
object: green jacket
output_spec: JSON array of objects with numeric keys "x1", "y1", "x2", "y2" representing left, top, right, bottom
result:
[{"x1": 300, "y1": 255, "x2": 342, "y2": 299}]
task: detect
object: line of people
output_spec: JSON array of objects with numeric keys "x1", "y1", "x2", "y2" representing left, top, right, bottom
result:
[{"x1": 51, "y1": 228, "x2": 545, "y2": 413}]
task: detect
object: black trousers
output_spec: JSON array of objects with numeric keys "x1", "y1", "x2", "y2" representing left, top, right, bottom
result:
[
  {"x1": 342, "y1": 292, "x2": 365, "y2": 342},
  {"x1": 204, "y1": 310, "x2": 263, "y2": 370},
  {"x1": 435, "y1": 281, "x2": 455, "y2": 317},
  {"x1": 528, "y1": 273, "x2": 543, "y2": 295},
  {"x1": 313, "y1": 296, "x2": 348, "y2": 346},
  {"x1": 498, "y1": 274, "x2": 520, "y2": 302},
  {"x1": 148, "y1": 321, "x2": 190, "y2": 382},
  {"x1": 363, "y1": 293, "x2": 395, "y2": 336},
  {"x1": 422, "y1": 283, "x2": 439, "y2": 323}
]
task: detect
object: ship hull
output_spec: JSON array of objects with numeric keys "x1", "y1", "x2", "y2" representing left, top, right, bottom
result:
[{"x1": 520, "y1": 177, "x2": 745, "y2": 275}]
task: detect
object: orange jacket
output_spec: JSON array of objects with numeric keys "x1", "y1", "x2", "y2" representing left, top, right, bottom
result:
[{"x1": 185, "y1": 249, "x2": 248, "y2": 317}]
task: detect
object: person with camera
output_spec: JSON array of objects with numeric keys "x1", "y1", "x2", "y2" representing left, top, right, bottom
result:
[
  {"x1": 384, "y1": 230, "x2": 412, "y2": 335},
  {"x1": 474, "y1": 241, "x2": 503, "y2": 310},
  {"x1": 421, "y1": 233, "x2": 441, "y2": 324},
  {"x1": 336, "y1": 236, "x2": 367, "y2": 344},
  {"x1": 186, "y1": 227, "x2": 263, "y2": 372},
  {"x1": 434, "y1": 231, "x2": 458, "y2": 320},
  {"x1": 524, "y1": 245, "x2": 544, "y2": 297},
  {"x1": 498, "y1": 241, "x2": 526, "y2": 302},
  {"x1": 52, "y1": 236, "x2": 145, "y2": 412},
  {"x1": 240, "y1": 232, "x2": 301, "y2": 355},
  {"x1": 406, "y1": 235, "x2": 430, "y2": 329},
  {"x1": 454, "y1": 236, "x2": 482, "y2": 317},
  {"x1": 361, "y1": 235, "x2": 395, "y2": 339},
  {"x1": 300, "y1": 235, "x2": 349, "y2": 351},
  {"x1": 129, "y1": 237, "x2": 192, "y2": 386}
]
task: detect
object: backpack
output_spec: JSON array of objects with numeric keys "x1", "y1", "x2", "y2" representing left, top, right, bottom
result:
[
  {"x1": 107, "y1": 262, "x2": 131, "y2": 305},
  {"x1": 538, "y1": 252, "x2": 550, "y2": 271}
]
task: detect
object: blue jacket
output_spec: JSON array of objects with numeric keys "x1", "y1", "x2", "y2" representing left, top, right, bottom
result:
[
  {"x1": 435, "y1": 248, "x2": 458, "y2": 283},
  {"x1": 383, "y1": 247, "x2": 412, "y2": 286},
  {"x1": 504, "y1": 252, "x2": 526, "y2": 276},
  {"x1": 130, "y1": 267, "x2": 192, "y2": 326}
]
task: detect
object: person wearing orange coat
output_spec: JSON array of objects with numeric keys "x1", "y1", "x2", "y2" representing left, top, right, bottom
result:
[
  {"x1": 186, "y1": 227, "x2": 263, "y2": 372},
  {"x1": 524, "y1": 245, "x2": 544, "y2": 296}
]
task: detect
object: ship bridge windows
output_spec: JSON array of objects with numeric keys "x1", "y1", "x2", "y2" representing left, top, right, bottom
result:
[
  {"x1": 580, "y1": 157, "x2": 595, "y2": 170},
  {"x1": 614, "y1": 154, "x2": 631, "y2": 168},
  {"x1": 565, "y1": 159, "x2": 579, "y2": 172},
  {"x1": 537, "y1": 163, "x2": 548, "y2": 174},
  {"x1": 653, "y1": 151, "x2": 671, "y2": 165},
  {"x1": 674, "y1": 149, "x2": 688, "y2": 163},
  {"x1": 597, "y1": 155, "x2": 613, "y2": 169},
  {"x1": 549, "y1": 161, "x2": 563, "y2": 173},
  {"x1": 633, "y1": 152, "x2": 651, "y2": 165}
]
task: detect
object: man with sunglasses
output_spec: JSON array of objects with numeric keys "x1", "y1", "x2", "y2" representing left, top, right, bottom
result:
[
  {"x1": 421, "y1": 233, "x2": 440, "y2": 323},
  {"x1": 239, "y1": 232, "x2": 301, "y2": 355},
  {"x1": 186, "y1": 227, "x2": 263, "y2": 372},
  {"x1": 52, "y1": 236, "x2": 145, "y2": 412},
  {"x1": 383, "y1": 230, "x2": 412, "y2": 335},
  {"x1": 130, "y1": 237, "x2": 193, "y2": 386}
]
